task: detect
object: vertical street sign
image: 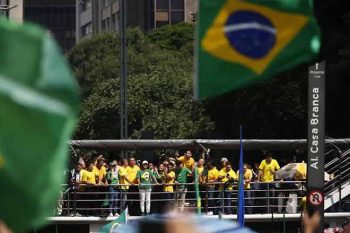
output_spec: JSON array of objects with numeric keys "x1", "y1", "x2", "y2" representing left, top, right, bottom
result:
[{"x1": 307, "y1": 61, "x2": 325, "y2": 231}]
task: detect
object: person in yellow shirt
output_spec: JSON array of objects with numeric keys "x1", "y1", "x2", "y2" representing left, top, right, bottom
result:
[
  {"x1": 218, "y1": 162, "x2": 236, "y2": 215},
  {"x1": 126, "y1": 157, "x2": 140, "y2": 215},
  {"x1": 162, "y1": 162, "x2": 176, "y2": 211},
  {"x1": 126, "y1": 157, "x2": 140, "y2": 184},
  {"x1": 219, "y1": 157, "x2": 228, "y2": 172},
  {"x1": 93, "y1": 157, "x2": 107, "y2": 184},
  {"x1": 237, "y1": 164, "x2": 253, "y2": 214},
  {"x1": 118, "y1": 159, "x2": 132, "y2": 211},
  {"x1": 81, "y1": 163, "x2": 97, "y2": 215},
  {"x1": 205, "y1": 161, "x2": 219, "y2": 215},
  {"x1": 177, "y1": 150, "x2": 195, "y2": 172},
  {"x1": 258, "y1": 153, "x2": 280, "y2": 213}
]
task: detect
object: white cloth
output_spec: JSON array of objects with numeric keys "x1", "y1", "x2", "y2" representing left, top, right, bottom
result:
[{"x1": 139, "y1": 189, "x2": 151, "y2": 213}]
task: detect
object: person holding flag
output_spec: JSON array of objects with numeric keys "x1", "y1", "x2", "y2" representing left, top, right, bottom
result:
[{"x1": 218, "y1": 162, "x2": 237, "y2": 215}]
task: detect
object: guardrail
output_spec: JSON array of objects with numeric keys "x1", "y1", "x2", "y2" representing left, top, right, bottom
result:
[{"x1": 56, "y1": 181, "x2": 312, "y2": 217}]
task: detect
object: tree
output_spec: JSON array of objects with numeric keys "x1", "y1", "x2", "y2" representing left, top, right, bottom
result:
[{"x1": 68, "y1": 29, "x2": 214, "y2": 140}]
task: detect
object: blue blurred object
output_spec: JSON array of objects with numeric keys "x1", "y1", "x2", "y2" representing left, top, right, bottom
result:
[
  {"x1": 113, "y1": 214, "x2": 256, "y2": 233},
  {"x1": 237, "y1": 126, "x2": 245, "y2": 226}
]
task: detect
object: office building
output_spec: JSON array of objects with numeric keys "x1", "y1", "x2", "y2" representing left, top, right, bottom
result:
[
  {"x1": 76, "y1": 0, "x2": 198, "y2": 42},
  {"x1": 24, "y1": 0, "x2": 76, "y2": 51},
  {"x1": 1, "y1": 0, "x2": 75, "y2": 51}
]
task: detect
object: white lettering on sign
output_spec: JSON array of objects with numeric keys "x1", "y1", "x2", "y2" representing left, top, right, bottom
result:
[{"x1": 310, "y1": 87, "x2": 320, "y2": 170}]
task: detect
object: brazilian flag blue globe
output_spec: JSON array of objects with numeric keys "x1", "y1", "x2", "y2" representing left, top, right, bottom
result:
[{"x1": 195, "y1": 0, "x2": 320, "y2": 99}]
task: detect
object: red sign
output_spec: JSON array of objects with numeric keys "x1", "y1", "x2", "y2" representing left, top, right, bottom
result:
[{"x1": 308, "y1": 190, "x2": 324, "y2": 206}]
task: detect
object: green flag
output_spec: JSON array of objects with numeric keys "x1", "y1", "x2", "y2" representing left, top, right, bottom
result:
[
  {"x1": 195, "y1": 0, "x2": 321, "y2": 99},
  {"x1": 99, "y1": 207, "x2": 128, "y2": 233},
  {"x1": 0, "y1": 18, "x2": 79, "y2": 233}
]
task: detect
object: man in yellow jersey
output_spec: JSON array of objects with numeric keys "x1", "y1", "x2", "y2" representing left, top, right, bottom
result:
[
  {"x1": 258, "y1": 153, "x2": 280, "y2": 213},
  {"x1": 177, "y1": 150, "x2": 195, "y2": 171},
  {"x1": 218, "y1": 162, "x2": 237, "y2": 215},
  {"x1": 126, "y1": 157, "x2": 140, "y2": 215},
  {"x1": 237, "y1": 164, "x2": 253, "y2": 214},
  {"x1": 219, "y1": 157, "x2": 228, "y2": 172},
  {"x1": 205, "y1": 161, "x2": 219, "y2": 215},
  {"x1": 81, "y1": 162, "x2": 97, "y2": 215},
  {"x1": 163, "y1": 162, "x2": 176, "y2": 211},
  {"x1": 93, "y1": 157, "x2": 107, "y2": 184},
  {"x1": 118, "y1": 159, "x2": 132, "y2": 211}
]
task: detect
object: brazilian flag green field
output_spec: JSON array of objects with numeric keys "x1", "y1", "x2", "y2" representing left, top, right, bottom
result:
[
  {"x1": 0, "y1": 18, "x2": 79, "y2": 233},
  {"x1": 195, "y1": 0, "x2": 321, "y2": 99}
]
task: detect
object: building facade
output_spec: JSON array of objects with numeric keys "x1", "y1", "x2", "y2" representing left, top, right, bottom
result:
[
  {"x1": 24, "y1": 0, "x2": 76, "y2": 51},
  {"x1": 1, "y1": 0, "x2": 75, "y2": 51},
  {"x1": 76, "y1": 0, "x2": 198, "y2": 42}
]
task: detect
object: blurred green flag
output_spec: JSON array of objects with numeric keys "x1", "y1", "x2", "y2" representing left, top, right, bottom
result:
[
  {"x1": 0, "y1": 18, "x2": 79, "y2": 233},
  {"x1": 99, "y1": 208, "x2": 128, "y2": 233},
  {"x1": 195, "y1": 0, "x2": 321, "y2": 99}
]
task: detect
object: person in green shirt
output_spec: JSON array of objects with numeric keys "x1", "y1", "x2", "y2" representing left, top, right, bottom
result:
[
  {"x1": 136, "y1": 160, "x2": 158, "y2": 215},
  {"x1": 106, "y1": 161, "x2": 120, "y2": 217},
  {"x1": 175, "y1": 161, "x2": 192, "y2": 211}
]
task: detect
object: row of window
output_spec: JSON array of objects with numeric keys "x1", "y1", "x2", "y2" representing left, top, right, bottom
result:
[{"x1": 154, "y1": 0, "x2": 184, "y2": 11}]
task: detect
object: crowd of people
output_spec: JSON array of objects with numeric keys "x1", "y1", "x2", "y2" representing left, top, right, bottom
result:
[{"x1": 66, "y1": 151, "x2": 307, "y2": 217}]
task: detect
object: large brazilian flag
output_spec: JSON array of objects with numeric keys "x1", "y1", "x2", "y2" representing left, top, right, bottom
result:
[
  {"x1": 0, "y1": 19, "x2": 79, "y2": 233},
  {"x1": 195, "y1": 0, "x2": 321, "y2": 99}
]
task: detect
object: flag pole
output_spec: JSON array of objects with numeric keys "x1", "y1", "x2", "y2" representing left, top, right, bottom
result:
[{"x1": 237, "y1": 125, "x2": 245, "y2": 227}]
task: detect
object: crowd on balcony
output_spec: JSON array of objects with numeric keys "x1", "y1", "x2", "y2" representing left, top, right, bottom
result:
[{"x1": 64, "y1": 151, "x2": 312, "y2": 217}]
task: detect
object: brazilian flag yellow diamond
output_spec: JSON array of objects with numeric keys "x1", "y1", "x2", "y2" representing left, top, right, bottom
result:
[
  {"x1": 195, "y1": 0, "x2": 320, "y2": 100},
  {"x1": 202, "y1": 0, "x2": 308, "y2": 75}
]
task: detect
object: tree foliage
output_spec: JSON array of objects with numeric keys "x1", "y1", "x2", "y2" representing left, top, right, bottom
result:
[{"x1": 68, "y1": 28, "x2": 214, "y2": 140}]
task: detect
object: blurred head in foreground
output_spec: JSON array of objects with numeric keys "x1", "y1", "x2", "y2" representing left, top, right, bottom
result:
[{"x1": 113, "y1": 213, "x2": 256, "y2": 233}]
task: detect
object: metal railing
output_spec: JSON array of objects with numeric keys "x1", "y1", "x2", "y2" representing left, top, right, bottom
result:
[{"x1": 56, "y1": 181, "x2": 310, "y2": 216}]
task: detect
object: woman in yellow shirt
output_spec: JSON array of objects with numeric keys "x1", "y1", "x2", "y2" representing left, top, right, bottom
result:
[
  {"x1": 163, "y1": 163, "x2": 176, "y2": 211},
  {"x1": 237, "y1": 164, "x2": 253, "y2": 214},
  {"x1": 81, "y1": 163, "x2": 97, "y2": 216}
]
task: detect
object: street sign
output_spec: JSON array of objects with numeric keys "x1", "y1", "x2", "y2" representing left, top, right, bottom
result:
[
  {"x1": 308, "y1": 190, "x2": 324, "y2": 206},
  {"x1": 307, "y1": 61, "x2": 325, "y2": 232}
]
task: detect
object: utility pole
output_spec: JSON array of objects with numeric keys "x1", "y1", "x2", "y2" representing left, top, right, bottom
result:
[{"x1": 119, "y1": 0, "x2": 128, "y2": 158}]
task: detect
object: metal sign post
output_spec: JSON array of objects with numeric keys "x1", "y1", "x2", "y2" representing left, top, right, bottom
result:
[{"x1": 307, "y1": 61, "x2": 325, "y2": 232}]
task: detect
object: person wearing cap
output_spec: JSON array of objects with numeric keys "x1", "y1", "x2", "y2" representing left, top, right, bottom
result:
[
  {"x1": 93, "y1": 156, "x2": 107, "y2": 185},
  {"x1": 136, "y1": 160, "x2": 158, "y2": 215},
  {"x1": 106, "y1": 160, "x2": 120, "y2": 217},
  {"x1": 218, "y1": 162, "x2": 237, "y2": 215},
  {"x1": 163, "y1": 162, "x2": 176, "y2": 211},
  {"x1": 219, "y1": 157, "x2": 228, "y2": 172}
]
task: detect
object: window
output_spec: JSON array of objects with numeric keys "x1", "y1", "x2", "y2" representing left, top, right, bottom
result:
[
  {"x1": 102, "y1": 19, "x2": 107, "y2": 32},
  {"x1": 156, "y1": 0, "x2": 169, "y2": 10},
  {"x1": 170, "y1": 11, "x2": 184, "y2": 24},
  {"x1": 81, "y1": 23, "x2": 92, "y2": 37},
  {"x1": 170, "y1": 0, "x2": 184, "y2": 10},
  {"x1": 111, "y1": 13, "x2": 116, "y2": 31},
  {"x1": 102, "y1": 0, "x2": 109, "y2": 8},
  {"x1": 155, "y1": 11, "x2": 168, "y2": 21},
  {"x1": 81, "y1": 0, "x2": 92, "y2": 12}
]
